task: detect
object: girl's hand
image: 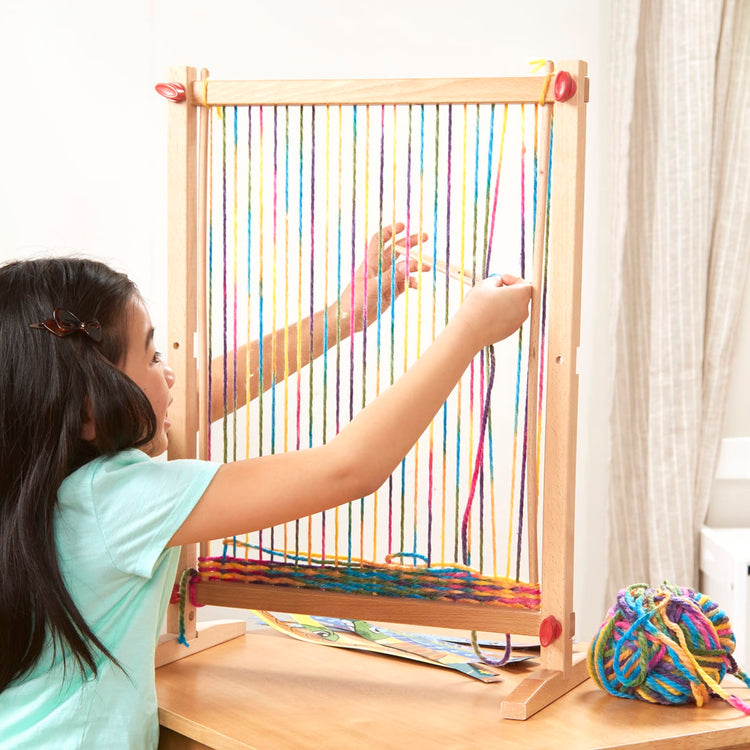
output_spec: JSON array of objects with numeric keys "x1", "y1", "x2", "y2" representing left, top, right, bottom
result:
[
  {"x1": 336, "y1": 222, "x2": 430, "y2": 334},
  {"x1": 454, "y1": 273, "x2": 532, "y2": 350}
]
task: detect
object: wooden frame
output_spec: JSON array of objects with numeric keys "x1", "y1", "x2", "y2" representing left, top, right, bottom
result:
[{"x1": 156, "y1": 61, "x2": 589, "y2": 720}]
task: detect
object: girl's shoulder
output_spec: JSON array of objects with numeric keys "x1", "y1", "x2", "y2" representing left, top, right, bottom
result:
[
  {"x1": 59, "y1": 449, "x2": 219, "y2": 518},
  {"x1": 60, "y1": 448, "x2": 151, "y2": 493},
  {"x1": 65, "y1": 449, "x2": 218, "y2": 485},
  {"x1": 57, "y1": 451, "x2": 219, "y2": 578}
]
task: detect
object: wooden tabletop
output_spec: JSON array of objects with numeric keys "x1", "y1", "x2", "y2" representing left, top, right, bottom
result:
[{"x1": 156, "y1": 625, "x2": 750, "y2": 750}]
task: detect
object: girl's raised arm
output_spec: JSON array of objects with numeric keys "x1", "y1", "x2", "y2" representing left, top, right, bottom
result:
[
  {"x1": 169, "y1": 274, "x2": 530, "y2": 546},
  {"x1": 209, "y1": 223, "x2": 429, "y2": 420}
]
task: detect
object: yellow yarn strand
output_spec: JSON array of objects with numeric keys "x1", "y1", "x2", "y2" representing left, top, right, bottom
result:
[
  {"x1": 392, "y1": 104, "x2": 399, "y2": 558},
  {"x1": 323, "y1": 105, "x2": 331, "y2": 559},
  {"x1": 244, "y1": 107, "x2": 252, "y2": 558},
  {"x1": 334, "y1": 105, "x2": 343, "y2": 565},
  {"x1": 363, "y1": 104, "x2": 371, "y2": 564},
  {"x1": 413, "y1": 105, "x2": 425, "y2": 562}
]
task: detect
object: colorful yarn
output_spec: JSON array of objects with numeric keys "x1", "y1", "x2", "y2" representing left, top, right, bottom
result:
[
  {"x1": 198, "y1": 554, "x2": 541, "y2": 609},
  {"x1": 588, "y1": 583, "x2": 750, "y2": 714},
  {"x1": 203, "y1": 99, "x2": 552, "y2": 615},
  {"x1": 176, "y1": 567, "x2": 201, "y2": 646}
]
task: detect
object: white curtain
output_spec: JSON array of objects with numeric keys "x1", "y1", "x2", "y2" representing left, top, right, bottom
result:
[{"x1": 607, "y1": 0, "x2": 750, "y2": 594}]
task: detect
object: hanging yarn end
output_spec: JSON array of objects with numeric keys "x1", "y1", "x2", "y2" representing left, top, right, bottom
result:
[
  {"x1": 588, "y1": 582, "x2": 750, "y2": 715},
  {"x1": 176, "y1": 567, "x2": 200, "y2": 648}
]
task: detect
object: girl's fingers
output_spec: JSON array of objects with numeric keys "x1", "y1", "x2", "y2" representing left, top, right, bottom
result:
[
  {"x1": 393, "y1": 232, "x2": 429, "y2": 249},
  {"x1": 369, "y1": 223, "x2": 406, "y2": 250},
  {"x1": 484, "y1": 273, "x2": 528, "y2": 287},
  {"x1": 405, "y1": 255, "x2": 431, "y2": 272},
  {"x1": 367, "y1": 226, "x2": 431, "y2": 285},
  {"x1": 395, "y1": 258, "x2": 431, "y2": 283}
]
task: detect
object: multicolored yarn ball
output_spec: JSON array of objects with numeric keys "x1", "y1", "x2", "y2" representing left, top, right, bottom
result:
[{"x1": 587, "y1": 582, "x2": 750, "y2": 714}]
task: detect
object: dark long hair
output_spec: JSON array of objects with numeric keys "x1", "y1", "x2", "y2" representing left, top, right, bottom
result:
[{"x1": 0, "y1": 257, "x2": 157, "y2": 692}]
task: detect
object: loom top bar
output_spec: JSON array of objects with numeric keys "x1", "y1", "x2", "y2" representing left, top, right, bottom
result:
[{"x1": 188, "y1": 75, "x2": 589, "y2": 106}]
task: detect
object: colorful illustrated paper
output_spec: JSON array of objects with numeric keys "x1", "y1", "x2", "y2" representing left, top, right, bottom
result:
[{"x1": 253, "y1": 611, "x2": 535, "y2": 682}]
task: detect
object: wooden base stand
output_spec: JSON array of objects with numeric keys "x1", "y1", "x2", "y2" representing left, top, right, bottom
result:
[
  {"x1": 500, "y1": 651, "x2": 589, "y2": 719},
  {"x1": 155, "y1": 619, "x2": 246, "y2": 668}
]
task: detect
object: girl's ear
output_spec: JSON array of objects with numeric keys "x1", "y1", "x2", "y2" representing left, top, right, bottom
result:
[{"x1": 81, "y1": 403, "x2": 96, "y2": 442}]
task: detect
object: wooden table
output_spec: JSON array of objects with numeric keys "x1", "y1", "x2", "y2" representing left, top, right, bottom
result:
[{"x1": 156, "y1": 626, "x2": 750, "y2": 750}]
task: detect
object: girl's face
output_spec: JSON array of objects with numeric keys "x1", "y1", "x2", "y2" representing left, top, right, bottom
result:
[{"x1": 118, "y1": 297, "x2": 175, "y2": 456}]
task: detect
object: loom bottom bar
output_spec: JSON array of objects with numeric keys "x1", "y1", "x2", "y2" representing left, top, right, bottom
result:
[{"x1": 194, "y1": 581, "x2": 543, "y2": 636}]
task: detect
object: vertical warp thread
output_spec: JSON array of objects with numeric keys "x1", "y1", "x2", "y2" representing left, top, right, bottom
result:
[
  {"x1": 245, "y1": 107, "x2": 253, "y2": 462},
  {"x1": 413, "y1": 104, "x2": 425, "y2": 560},
  {"x1": 207, "y1": 107, "x2": 214, "y2": 461},
  {"x1": 514, "y1": 104, "x2": 540, "y2": 580},
  {"x1": 232, "y1": 107, "x2": 239, "y2": 462},
  {"x1": 295, "y1": 106, "x2": 304, "y2": 558},
  {"x1": 244, "y1": 106, "x2": 253, "y2": 558},
  {"x1": 372, "y1": 103, "x2": 386, "y2": 562},
  {"x1": 347, "y1": 105, "x2": 358, "y2": 564},
  {"x1": 387, "y1": 104, "x2": 398, "y2": 558},
  {"x1": 257, "y1": 106, "x2": 266, "y2": 557},
  {"x1": 507, "y1": 104, "x2": 526, "y2": 578},
  {"x1": 459, "y1": 104, "x2": 470, "y2": 561},
  {"x1": 321, "y1": 105, "x2": 330, "y2": 563},
  {"x1": 430, "y1": 104, "x2": 441, "y2": 566},
  {"x1": 400, "y1": 104, "x2": 413, "y2": 555},
  {"x1": 361, "y1": 105, "x2": 370, "y2": 563},
  {"x1": 221, "y1": 107, "x2": 228, "y2": 463},
  {"x1": 334, "y1": 105, "x2": 343, "y2": 564},
  {"x1": 308, "y1": 106, "x2": 316, "y2": 563}
]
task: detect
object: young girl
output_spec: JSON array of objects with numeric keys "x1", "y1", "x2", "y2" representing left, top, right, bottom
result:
[{"x1": 0, "y1": 225, "x2": 531, "y2": 749}]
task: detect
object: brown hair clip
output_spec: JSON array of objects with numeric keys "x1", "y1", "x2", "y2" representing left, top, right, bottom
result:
[{"x1": 30, "y1": 308, "x2": 103, "y2": 343}]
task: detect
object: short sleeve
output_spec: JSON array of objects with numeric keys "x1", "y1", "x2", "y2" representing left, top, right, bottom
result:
[{"x1": 86, "y1": 450, "x2": 220, "y2": 578}]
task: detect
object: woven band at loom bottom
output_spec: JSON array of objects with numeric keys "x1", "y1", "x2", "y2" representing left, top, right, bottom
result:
[{"x1": 197, "y1": 556, "x2": 541, "y2": 608}]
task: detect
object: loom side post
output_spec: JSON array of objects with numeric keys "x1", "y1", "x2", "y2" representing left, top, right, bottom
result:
[
  {"x1": 499, "y1": 60, "x2": 588, "y2": 717},
  {"x1": 162, "y1": 64, "x2": 199, "y2": 645},
  {"x1": 536, "y1": 58, "x2": 587, "y2": 678},
  {"x1": 197, "y1": 68, "x2": 210, "y2": 478},
  {"x1": 157, "y1": 65, "x2": 244, "y2": 663}
]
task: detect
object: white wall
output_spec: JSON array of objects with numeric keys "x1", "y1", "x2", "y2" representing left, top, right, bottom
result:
[
  {"x1": 706, "y1": 284, "x2": 750, "y2": 528},
  {"x1": 2, "y1": 0, "x2": 616, "y2": 640}
]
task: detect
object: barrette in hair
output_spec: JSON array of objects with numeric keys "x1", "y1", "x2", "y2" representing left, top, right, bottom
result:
[{"x1": 30, "y1": 308, "x2": 103, "y2": 343}]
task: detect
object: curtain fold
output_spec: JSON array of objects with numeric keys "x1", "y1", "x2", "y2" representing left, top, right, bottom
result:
[{"x1": 607, "y1": 0, "x2": 750, "y2": 594}]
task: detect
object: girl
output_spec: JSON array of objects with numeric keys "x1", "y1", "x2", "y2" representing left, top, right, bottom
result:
[{"x1": 0, "y1": 226, "x2": 531, "y2": 748}]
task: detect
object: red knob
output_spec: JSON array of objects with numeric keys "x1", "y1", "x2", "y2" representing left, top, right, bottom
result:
[
  {"x1": 155, "y1": 82, "x2": 186, "y2": 103},
  {"x1": 539, "y1": 615, "x2": 562, "y2": 646},
  {"x1": 553, "y1": 71, "x2": 577, "y2": 102}
]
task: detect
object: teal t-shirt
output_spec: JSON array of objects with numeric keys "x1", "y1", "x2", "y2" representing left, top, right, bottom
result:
[{"x1": 0, "y1": 449, "x2": 220, "y2": 749}]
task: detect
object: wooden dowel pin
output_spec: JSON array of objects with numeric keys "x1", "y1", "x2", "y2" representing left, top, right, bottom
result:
[{"x1": 394, "y1": 246, "x2": 474, "y2": 286}]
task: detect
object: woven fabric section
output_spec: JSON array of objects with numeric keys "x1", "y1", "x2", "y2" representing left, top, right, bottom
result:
[{"x1": 198, "y1": 556, "x2": 541, "y2": 608}]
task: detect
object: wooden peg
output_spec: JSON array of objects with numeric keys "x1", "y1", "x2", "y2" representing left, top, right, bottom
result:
[{"x1": 394, "y1": 247, "x2": 474, "y2": 286}]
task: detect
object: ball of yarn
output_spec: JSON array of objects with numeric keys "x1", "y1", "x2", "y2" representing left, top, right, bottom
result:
[{"x1": 587, "y1": 582, "x2": 750, "y2": 714}]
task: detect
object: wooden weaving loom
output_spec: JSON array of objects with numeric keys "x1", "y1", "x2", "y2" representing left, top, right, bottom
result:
[{"x1": 154, "y1": 60, "x2": 589, "y2": 720}]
